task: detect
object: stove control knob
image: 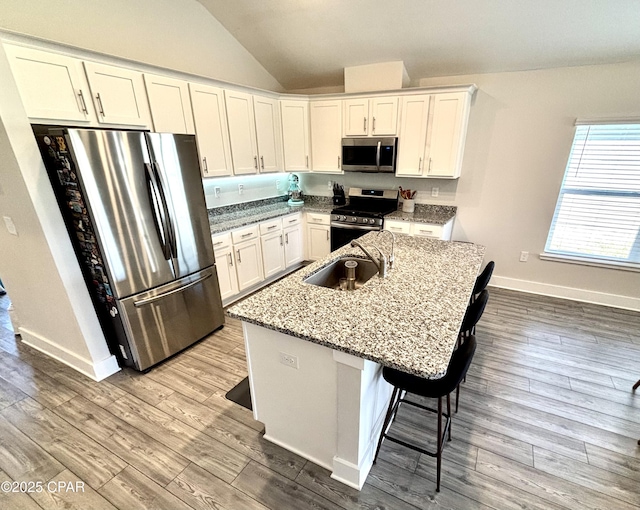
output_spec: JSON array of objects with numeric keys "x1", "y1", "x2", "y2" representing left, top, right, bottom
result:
[
  {"x1": 340, "y1": 215, "x2": 346, "y2": 221},
  {"x1": 361, "y1": 218, "x2": 368, "y2": 223},
  {"x1": 369, "y1": 218, "x2": 376, "y2": 224},
  {"x1": 350, "y1": 216, "x2": 357, "y2": 223}
]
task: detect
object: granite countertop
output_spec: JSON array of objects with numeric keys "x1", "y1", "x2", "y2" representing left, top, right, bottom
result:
[
  {"x1": 385, "y1": 204, "x2": 457, "y2": 225},
  {"x1": 227, "y1": 232, "x2": 485, "y2": 379},
  {"x1": 209, "y1": 196, "x2": 333, "y2": 235}
]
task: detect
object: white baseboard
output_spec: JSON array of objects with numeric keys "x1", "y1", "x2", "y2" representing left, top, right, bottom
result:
[
  {"x1": 490, "y1": 276, "x2": 640, "y2": 312},
  {"x1": 19, "y1": 327, "x2": 120, "y2": 381}
]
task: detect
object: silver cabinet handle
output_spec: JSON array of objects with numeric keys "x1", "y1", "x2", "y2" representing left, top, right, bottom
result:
[
  {"x1": 267, "y1": 225, "x2": 277, "y2": 230},
  {"x1": 338, "y1": 156, "x2": 341, "y2": 168},
  {"x1": 363, "y1": 117, "x2": 367, "y2": 133},
  {"x1": 419, "y1": 157, "x2": 423, "y2": 172},
  {"x1": 280, "y1": 235, "x2": 283, "y2": 246},
  {"x1": 134, "y1": 272, "x2": 212, "y2": 307},
  {"x1": 237, "y1": 249, "x2": 241, "y2": 263},
  {"x1": 254, "y1": 156, "x2": 258, "y2": 170},
  {"x1": 289, "y1": 218, "x2": 297, "y2": 223},
  {"x1": 260, "y1": 156, "x2": 264, "y2": 169},
  {"x1": 95, "y1": 92, "x2": 105, "y2": 116},
  {"x1": 202, "y1": 157, "x2": 208, "y2": 173},
  {"x1": 228, "y1": 252, "x2": 233, "y2": 266},
  {"x1": 306, "y1": 155, "x2": 309, "y2": 168},
  {"x1": 77, "y1": 90, "x2": 88, "y2": 113},
  {"x1": 285, "y1": 233, "x2": 289, "y2": 244},
  {"x1": 213, "y1": 240, "x2": 224, "y2": 246},
  {"x1": 428, "y1": 158, "x2": 432, "y2": 173},
  {"x1": 241, "y1": 232, "x2": 253, "y2": 238},
  {"x1": 326, "y1": 230, "x2": 329, "y2": 241},
  {"x1": 372, "y1": 117, "x2": 376, "y2": 133}
]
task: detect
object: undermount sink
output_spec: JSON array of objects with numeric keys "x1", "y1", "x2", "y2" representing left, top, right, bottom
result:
[{"x1": 304, "y1": 256, "x2": 379, "y2": 290}]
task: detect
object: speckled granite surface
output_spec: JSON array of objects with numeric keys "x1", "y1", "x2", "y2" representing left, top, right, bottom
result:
[
  {"x1": 209, "y1": 196, "x2": 333, "y2": 235},
  {"x1": 227, "y1": 232, "x2": 485, "y2": 379},
  {"x1": 385, "y1": 204, "x2": 457, "y2": 224}
]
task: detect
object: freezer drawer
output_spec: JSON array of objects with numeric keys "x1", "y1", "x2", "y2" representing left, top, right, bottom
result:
[{"x1": 118, "y1": 267, "x2": 224, "y2": 370}]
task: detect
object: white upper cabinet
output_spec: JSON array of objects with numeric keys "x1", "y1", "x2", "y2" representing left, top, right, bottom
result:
[
  {"x1": 4, "y1": 45, "x2": 93, "y2": 123},
  {"x1": 310, "y1": 100, "x2": 342, "y2": 173},
  {"x1": 225, "y1": 90, "x2": 259, "y2": 175},
  {"x1": 280, "y1": 99, "x2": 310, "y2": 172},
  {"x1": 84, "y1": 61, "x2": 151, "y2": 127},
  {"x1": 396, "y1": 94, "x2": 430, "y2": 177},
  {"x1": 343, "y1": 96, "x2": 399, "y2": 137},
  {"x1": 189, "y1": 83, "x2": 233, "y2": 178},
  {"x1": 253, "y1": 95, "x2": 283, "y2": 173},
  {"x1": 144, "y1": 74, "x2": 195, "y2": 134},
  {"x1": 396, "y1": 91, "x2": 472, "y2": 179},
  {"x1": 427, "y1": 92, "x2": 471, "y2": 178}
]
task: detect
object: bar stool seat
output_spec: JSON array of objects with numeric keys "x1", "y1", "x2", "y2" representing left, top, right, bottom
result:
[{"x1": 373, "y1": 335, "x2": 477, "y2": 492}]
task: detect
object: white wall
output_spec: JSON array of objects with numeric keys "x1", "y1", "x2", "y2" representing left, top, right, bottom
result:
[
  {"x1": 0, "y1": 0, "x2": 282, "y2": 91},
  {"x1": 203, "y1": 174, "x2": 288, "y2": 209},
  {"x1": 302, "y1": 60, "x2": 640, "y2": 308}
]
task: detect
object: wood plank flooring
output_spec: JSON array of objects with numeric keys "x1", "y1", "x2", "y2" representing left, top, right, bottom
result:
[{"x1": 0, "y1": 288, "x2": 639, "y2": 509}]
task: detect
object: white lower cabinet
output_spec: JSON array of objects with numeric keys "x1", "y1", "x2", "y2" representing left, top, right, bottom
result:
[
  {"x1": 261, "y1": 227, "x2": 286, "y2": 279},
  {"x1": 384, "y1": 218, "x2": 454, "y2": 240},
  {"x1": 282, "y1": 213, "x2": 304, "y2": 267},
  {"x1": 235, "y1": 237, "x2": 264, "y2": 290},
  {"x1": 306, "y1": 212, "x2": 331, "y2": 261},
  {"x1": 212, "y1": 232, "x2": 239, "y2": 303}
]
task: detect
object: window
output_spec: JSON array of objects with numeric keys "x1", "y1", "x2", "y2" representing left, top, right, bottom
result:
[{"x1": 544, "y1": 122, "x2": 640, "y2": 269}]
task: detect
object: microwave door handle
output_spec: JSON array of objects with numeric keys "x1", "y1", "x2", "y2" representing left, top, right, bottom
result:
[{"x1": 376, "y1": 140, "x2": 381, "y2": 171}]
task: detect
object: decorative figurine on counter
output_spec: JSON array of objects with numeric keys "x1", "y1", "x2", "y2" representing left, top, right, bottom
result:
[{"x1": 287, "y1": 173, "x2": 304, "y2": 207}]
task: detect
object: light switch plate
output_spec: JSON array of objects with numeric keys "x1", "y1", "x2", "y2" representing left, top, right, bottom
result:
[{"x1": 3, "y1": 216, "x2": 17, "y2": 236}]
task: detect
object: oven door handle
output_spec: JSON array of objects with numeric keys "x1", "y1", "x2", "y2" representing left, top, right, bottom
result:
[
  {"x1": 376, "y1": 140, "x2": 381, "y2": 171},
  {"x1": 331, "y1": 222, "x2": 381, "y2": 231}
]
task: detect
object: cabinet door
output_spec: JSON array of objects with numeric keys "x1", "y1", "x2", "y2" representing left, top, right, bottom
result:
[
  {"x1": 261, "y1": 231, "x2": 286, "y2": 278},
  {"x1": 280, "y1": 100, "x2": 310, "y2": 172},
  {"x1": 214, "y1": 246, "x2": 239, "y2": 301},
  {"x1": 5, "y1": 45, "x2": 92, "y2": 122},
  {"x1": 84, "y1": 61, "x2": 151, "y2": 127},
  {"x1": 235, "y1": 238, "x2": 264, "y2": 290},
  {"x1": 370, "y1": 97, "x2": 399, "y2": 136},
  {"x1": 427, "y1": 92, "x2": 469, "y2": 178},
  {"x1": 253, "y1": 95, "x2": 283, "y2": 173},
  {"x1": 307, "y1": 224, "x2": 331, "y2": 261},
  {"x1": 310, "y1": 101, "x2": 342, "y2": 173},
  {"x1": 189, "y1": 83, "x2": 233, "y2": 177},
  {"x1": 343, "y1": 99, "x2": 369, "y2": 136},
  {"x1": 396, "y1": 95, "x2": 430, "y2": 177},
  {"x1": 225, "y1": 90, "x2": 258, "y2": 175},
  {"x1": 284, "y1": 225, "x2": 304, "y2": 267},
  {"x1": 144, "y1": 74, "x2": 195, "y2": 134}
]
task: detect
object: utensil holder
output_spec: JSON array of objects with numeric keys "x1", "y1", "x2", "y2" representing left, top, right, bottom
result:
[{"x1": 402, "y1": 199, "x2": 415, "y2": 213}]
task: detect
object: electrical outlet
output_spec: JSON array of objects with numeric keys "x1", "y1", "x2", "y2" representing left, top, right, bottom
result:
[
  {"x1": 520, "y1": 251, "x2": 529, "y2": 262},
  {"x1": 276, "y1": 180, "x2": 282, "y2": 191},
  {"x1": 327, "y1": 180, "x2": 333, "y2": 190},
  {"x1": 238, "y1": 184, "x2": 244, "y2": 195},
  {"x1": 431, "y1": 187, "x2": 439, "y2": 197},
  {"x1": 279, "y1": 352, "x2": 298, "y2": 369},
  {"x1": 214, "y1": 186, "x2": 221, "y2": 198}
]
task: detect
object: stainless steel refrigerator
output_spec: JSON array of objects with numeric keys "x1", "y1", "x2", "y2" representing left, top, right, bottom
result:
[{"x1": 34, "y1": 126, "x2": 224, "y2": 371}]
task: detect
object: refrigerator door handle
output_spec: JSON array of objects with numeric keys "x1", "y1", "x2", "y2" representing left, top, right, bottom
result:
[
  {"x1": 133, "y1": 271, "x2": 213, "y2": 308},
  {"x1": 152, "y1": 161, "x2": 178, "y2": 258},
  {"x1": 144, "y1": 163, "x2": 171, "y2": 260}
]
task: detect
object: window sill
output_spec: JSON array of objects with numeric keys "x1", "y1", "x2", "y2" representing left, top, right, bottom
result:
[{"x1": 540, "y1": 253, "x2": 640, "y2": 272}]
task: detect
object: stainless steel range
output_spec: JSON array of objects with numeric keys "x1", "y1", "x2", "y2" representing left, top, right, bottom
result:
[{"x1": 330, "y1": 188, "x2": 399, "y2": 251}]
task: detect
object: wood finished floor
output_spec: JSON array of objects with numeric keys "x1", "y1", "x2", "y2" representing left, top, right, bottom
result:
[{"x1": 0, "y1": 288, "x2": 639, "y2": 509}]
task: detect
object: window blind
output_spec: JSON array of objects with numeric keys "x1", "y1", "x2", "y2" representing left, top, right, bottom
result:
[{"x1": 544, "y1": 123, "x2": 640, "y2": 266}]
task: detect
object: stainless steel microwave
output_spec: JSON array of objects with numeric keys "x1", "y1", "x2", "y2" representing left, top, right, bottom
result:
[{"x1": 341, "y1": 137, "x2": 397, "y2": 173}]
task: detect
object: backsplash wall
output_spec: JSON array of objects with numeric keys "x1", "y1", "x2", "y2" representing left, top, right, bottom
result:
[
  {"x1": 203, "y1": 174, "x2": 288, "y2": 209},
  {"x1": 298, "y1": 173, "x2": 459, "y2": 205}
]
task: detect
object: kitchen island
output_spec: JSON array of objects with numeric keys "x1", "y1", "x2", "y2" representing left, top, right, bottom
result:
[{"x1": 227, "y1": 232, "x2": 485, "y2": 489}]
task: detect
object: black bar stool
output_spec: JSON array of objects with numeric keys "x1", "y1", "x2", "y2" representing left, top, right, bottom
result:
[{"x1": 373, "y1": 335, "x2": 477, "y2": 492}]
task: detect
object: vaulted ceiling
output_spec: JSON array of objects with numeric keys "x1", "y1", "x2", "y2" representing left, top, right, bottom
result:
[{"x1": 197, "y1": 0, "x2": 640, "y2": 91}]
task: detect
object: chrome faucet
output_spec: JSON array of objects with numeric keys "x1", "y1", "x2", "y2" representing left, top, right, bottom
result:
[
  {"x1": 377, "y1": 230, "x2": 396, "y2": 269},
  {"x1": 350, "y1": 240, "x2": 388, "y2": 278}
]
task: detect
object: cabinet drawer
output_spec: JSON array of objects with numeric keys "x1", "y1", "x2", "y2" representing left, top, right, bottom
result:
[
  {"x1": 211, "y1": 232, "x2": 232, "y2": 252},
  {"x1": 384, "y1": 220, "x2": 411, "y2": 234},
  {"x1": 260, "y1": 218, "x2": 282, "y2": 235},
  {"x1": 306, "y1": 212, "x2": 330, "y2": 226},
  {"x1": 232, "y1": 225, "x2": 259, "y2": 244},
  {"x1": 282, "y1": 212, "x2": 302, "y2": 227},
  {"x1": 412, "y1": 223, "x2": 443, "y2": 238}
]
